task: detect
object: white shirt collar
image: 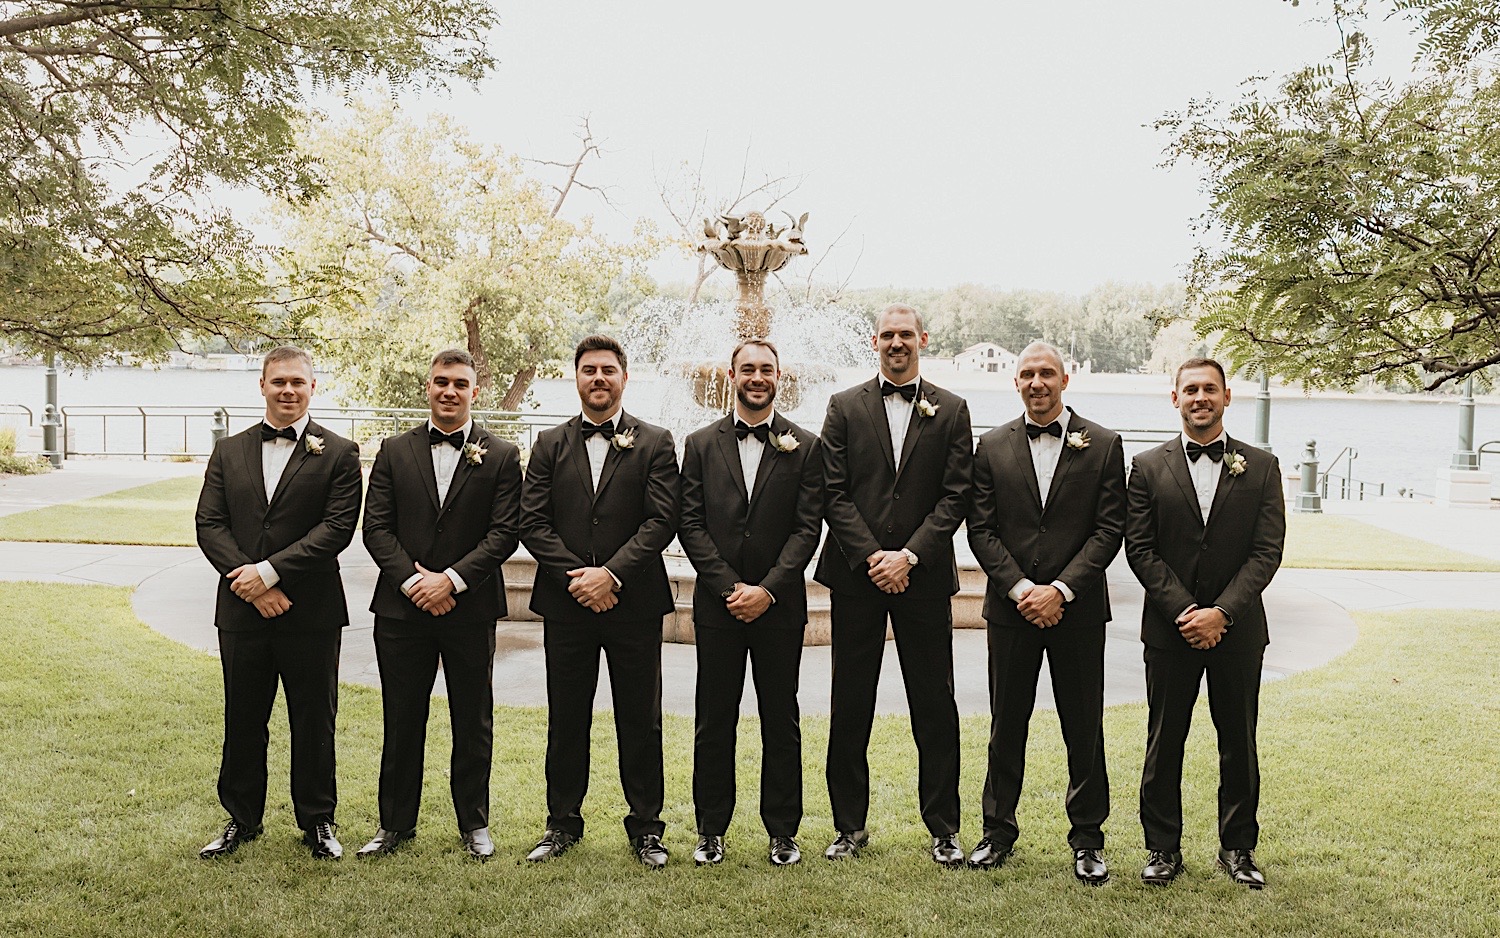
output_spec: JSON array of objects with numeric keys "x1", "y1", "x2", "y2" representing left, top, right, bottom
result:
[
  {"x1": 879, "y1": 374, "x2": 921, "y2": 391},
  {"x1": 1181, "y1": 429, "x2": 1228, "y2": 449},
  {"x1": 735, "y1": 409, "x2": 775, "y2": 428},
  {"x1": 1024, "y1": 410, "x2": 1070, "y2": 432},
  {"x1": 427, "y1": 418, "x2": 473, "y2": 440},
  {"x1": 582, "y1": 408, "x2": 622, "y2": 427},
  {"x1": 264, "y1": 413, "x2": 311, "y2": 436}
]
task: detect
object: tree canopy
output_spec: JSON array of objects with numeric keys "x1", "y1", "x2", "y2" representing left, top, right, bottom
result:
[{"x1": 0, "y1": 0, "x2": 494, "y2": 365}]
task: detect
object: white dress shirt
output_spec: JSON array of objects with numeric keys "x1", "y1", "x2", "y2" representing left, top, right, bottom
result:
[
  {"x1": 254, "y1": 413, "x2": 310, "y2": 589},
  {"x1": 400, "y1": 419, "x2": 473, "y2": 598},
  {"x1": 1183, "y1": 430, "x2": 1228, "y2": 525},
  {"x1": 736, "y1": 411, "x2": 772, "y2": 495},
  {"x1": 583, "y1": 408, "x2": 621, "y2": 491},
  {"x1": 1007, "y1": 410, "x2": 1077, "y2": 605},
  {"x1": 881, "y1": 375, "x2": 919, "y2": 470}
]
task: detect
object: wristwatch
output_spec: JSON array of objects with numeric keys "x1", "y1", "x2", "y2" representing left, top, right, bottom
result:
[{"x1": 901, "y1": 548, "x2": 919, "y2": 567}]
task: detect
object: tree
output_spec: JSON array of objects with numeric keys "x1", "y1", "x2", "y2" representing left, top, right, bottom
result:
[
  {"x1": 0, "y1": 0, "x2": 494, "y2": 365},
  {"x1": 1167, "y1": 1, "x2": 1500, "y2": 390},
  {"x1": 283, "y1": 99, "x2": 654, "y2": 411}
]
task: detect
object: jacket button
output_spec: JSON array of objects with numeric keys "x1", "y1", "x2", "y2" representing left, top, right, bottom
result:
[
  {"x1": 1040, "y1": 525, "x2": 1047, "y2": 533},
  {"x1": 262, "y1": 522, "x2": 270, "y2": 529},
  {"x1": 894, "y1": 493, "x2": 900, "y2": 500},
  {"x1": 1201, "y1": 543, "x2": 1208, "y2": 551},
  {"x1": 1032, "y1": 560, "x2": 1039, "y2": 567},
  {"x1": 744, "y1": 531, "x2": 752, "y2": 538},
  {"x1": 886, "y1": 525, "x2": 892, "y2": 532},
  {"x1": 592, "y1": 518, "x2": 599, "y2": 525}
]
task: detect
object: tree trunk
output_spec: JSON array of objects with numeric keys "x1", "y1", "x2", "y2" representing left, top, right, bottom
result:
[
  {"x1": 462, "y1": 297, "x2": 492, "y2": 394},
  {"x1": 498, "y1": 364, "x2": 536, "y2": 411}
]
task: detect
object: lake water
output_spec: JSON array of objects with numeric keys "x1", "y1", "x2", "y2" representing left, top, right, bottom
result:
[{"x1": 2, "y1": 364, "x2": 1496, "y2": 498}]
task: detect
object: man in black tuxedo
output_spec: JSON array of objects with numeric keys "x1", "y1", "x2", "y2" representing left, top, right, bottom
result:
[
  {"x1": 1125, "y1": 357, "x2": 1284, "y2": 889},
  {"x1": 679, "y1": 338, "x2": 823, "y2": 867},
  {"x1": 520, "y1": 335, "x2": 680, "y2": 869},
  {"x1": 355, "y1": 349, "x2": 522, "y2": 861},
  {"x1": 195, "y1": 345, "x2": 363, "y2": 860},
  {"x1": 816, "y1": 303, "x2": 973, "y2": 865},
  {"x1": 966, "y1": 341, "x2": 1125, "y2": 883}
]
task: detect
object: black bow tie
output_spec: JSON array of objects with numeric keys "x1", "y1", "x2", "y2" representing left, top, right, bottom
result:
[
  {"x1": 581, "y1": 420, "x2": 615, "y2": 439},
  {"x1": 1026, "y1": 421, "x2": 1062, "y2": 440},
  {"x1": 261, "y1": 424, "x2": 297, "y2": 443},
  {"x1": 880, "y1": 380, "x2": 918, "y2": 402},
  {"x1": 429, "y1": 427, "x2": 465, "y2": 449},
  {"x1": 735, "y1": 421, "x2": 770, "y2": 442},
  {"x1": 1186, "y1": 440, "x2": 1226, "y2": 462}
]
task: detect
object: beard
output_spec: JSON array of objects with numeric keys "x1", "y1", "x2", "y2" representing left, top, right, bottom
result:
[{"x1": 736, "y1": 384, "x2": 777, "y2": 411}]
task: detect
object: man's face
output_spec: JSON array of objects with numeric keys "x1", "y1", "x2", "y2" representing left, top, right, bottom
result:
[
  {"x1": 1015, "y1": 348, "x2": 1068, "y2": 423},
  {"x1": 732, "y1": 345, "x2": 779, "y2": 414},
  {"x1": 260, "y1": 358, "x2": 314, "y2": 427},
  {"x1": 1172, "y1": 366, "x2": 1231, "y2": 437},
  {"x1": 873, "y1": 309, "x2": 928, "y2": 380},
  {"x1": 575, "y1": 349, "x2": 626, "y2": 417},
  {"x1": 427, "y1": 361, "x2": 478, "y2": 431}
]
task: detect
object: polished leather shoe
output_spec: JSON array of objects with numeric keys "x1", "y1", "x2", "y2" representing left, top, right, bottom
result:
[
  {"x1": 824, "y1": 829, "x2": 869, "y2": 860},
  {"x1": 356, "y1": 827, "x2": 415, "y2": 858},
  {"x1": 967, "y1": 838, "x2": 1011, "y2": 870},
  {"x1": 1218, "y1": 848, "x2": 1266, "y2": 889},
  {"x1": 460, "y1": 827, "x2": 494, "y2": 861},
  {"x1": 1141, "y1": 849, "x2": 1184, "y2": 885},
  {"x1": 931, "y1": 833, "x2": 965, "y2": 867},
  {"x1": 1074, "y1": 848, "x2": 1109, "y2": 884},
  {"x1": 303, "y1": 821, "x2": 343, "y2": 860},
  {"x1": 198, "y1": 819, "x2": 262, "y2": 859},
  {"x1": 524, "y1": 828, "x2": 578, "y2": 863},
  {"x1": 693, "y1": 834, "x2": 725, "y2": 866},
  {"x1": 769, "y1": 836, "x2": 801, "y2": 866},
  {"x1": 632, "y1": 833, "x2": 669, "y2": 869}
]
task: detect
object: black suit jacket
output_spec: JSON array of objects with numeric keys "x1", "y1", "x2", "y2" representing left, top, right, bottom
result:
[
  {"x1": 814, "y1": 377, "x2": 972, "y2": 598},
  {"x1": 679, "y1": 413, "x2": 823, "y2": 629},
  {"x1": 1124, "y1": 435, "x2": 1285, "y2": 652},
  {"x1": 195, "y1": 421, "x2": 363, "y2": 632},
  {"x1": 362, "y1": 423, "x2": 522, "y2": 625},
  {"x1": 968, "y1": 410, "x2": 1126, "y2": 629},
  {"x1": 520, "y1": 412, "x2": 680, "y2": 623}
]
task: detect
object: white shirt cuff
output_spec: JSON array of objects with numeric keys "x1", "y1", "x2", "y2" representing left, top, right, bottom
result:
[
  {"x1": 1050, "y1": 580, "x2": 1075, "y2": 603},
  {"x1": 256, "y1": 560, "x2": 280, "y2": 589},
  {"x1": 761, "y1": 585, "x2": 776, "y2": 605},
  {"x1": 445, "y1": 568, "x2": 467, "y2": 594},
  {"x1": 1008, "y1": 578, "x2": 1036, "y2": 603},
  {"x1": 400, "y1": 571, "x2": 422, "y2": 596},
  {"x1": 604, "y1": 567, "x2": 622, "y2": 590}
]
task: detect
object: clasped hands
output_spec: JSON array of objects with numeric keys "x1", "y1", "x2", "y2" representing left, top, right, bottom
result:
[
  {"x1": 1016, "y1": 583, "x2": 1065, "y2": 628},
  {"x1": 407, "y1": 562, "x2": 457, "y2": 616},
  {"x1": 866, "y1": 550, "x2": 912, "y2": 594},
  {"x1": 567, "y1": 566, "x2": 619, "y2": 613},
  {"x1": 724, "y1": 582, "x2": 773, "y2": 622},
  {"x1": 1176, "y1": 604, "x2": 1228, "y2": 650},
  {"x1": 227, "y1": 565, "x2": 291, "y2": 619}
]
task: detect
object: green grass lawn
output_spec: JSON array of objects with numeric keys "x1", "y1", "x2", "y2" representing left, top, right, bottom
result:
[
  {"x1": 1, "y1": 583, "x2": 1496, "y2": 937},
  {"x1": 1282, "y1": 512, "x2": 1500, "y2": 571},
  {"x1": 0, "y1": 475, "x2": 202, "y2": 545}
]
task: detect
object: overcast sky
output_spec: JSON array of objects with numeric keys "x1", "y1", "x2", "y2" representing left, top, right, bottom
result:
[{"x1": 339, "y1": 1, "x2": 1420, "y2": 293}]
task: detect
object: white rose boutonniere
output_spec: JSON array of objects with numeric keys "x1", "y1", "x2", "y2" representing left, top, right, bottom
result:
[
  {"x1": 916, "y1": 398, "x2": 938, "y2": 418},
  {"x1": 463, "y1": 441, "x2": 487, "y2": 466},
  {"x1": 612, "y1": 428, "x2": 637, "y2": 451},
  {"x1": 1227, "y1": 451, "x2": 1247, "y2": 476},
  {"x1": 1065, "y1": 429, "x2": 1091, "y2": 451},
  {"x1": 304, "y1": 434, "x2": 324, "y2": 455},
  {"x1": 771, "y1": 431, "x2": 800, "y2": 453}
]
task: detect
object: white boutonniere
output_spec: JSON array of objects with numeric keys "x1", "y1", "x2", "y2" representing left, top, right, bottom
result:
[
  {"x1": 771, "y1": 431, "x2": 800, "y2": 453},
  {"x1": 304, "y1": 434, "x2": 324, "y2": 455},
  {"x1": 463, "y1": 441, "x2": 487, "y2": 466},
  {"x1": 612, "y1": 428, "x2": 637, "y2": 451},
  {"x1": 1227, "y1": 451, "x2": 1247, "y2": 476},
  {"x1": 916, "y1": 398, "x2": 938, "y2": 418},
  {"x1": 1065, "y1": 429, "x2": 1090, "y2": 451}
]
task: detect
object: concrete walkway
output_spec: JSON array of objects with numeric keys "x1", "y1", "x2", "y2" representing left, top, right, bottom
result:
[{"x1": 0, "y1": 458, "x2": 202, "y2": 518}]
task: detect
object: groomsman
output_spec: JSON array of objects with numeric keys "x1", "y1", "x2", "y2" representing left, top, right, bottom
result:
[
  {"x1": 966, "y1": 341, "x2": 1125, "y2": 883},
  {"x1": 1125, "y1": 357, "x2": 1284, "y2": 889},
  {"x1": 816, "y1": 303, "x2": 973, "y2": 865},
  {"x1": 356, "y1": 349, "x2": 522, "y2": 861},
  {"x1": 195, "y1": 345, "x2": 363, "y2": 860},
  {"x1": 679, "y1": 338, "x2": 823, "y2": 867},
  {"x1": 520, "y1": 335, "x2": 680, "y2": 868}
]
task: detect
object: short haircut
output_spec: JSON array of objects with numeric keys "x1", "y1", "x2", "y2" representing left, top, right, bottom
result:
[
  {"x1": 1175, "y1": 356, "x2": 1227, "y2": 388},
  {"x1": 574, "y1": 334, "x2": 627, "y2": 371},
  {"x1": 876, "y1": 303, "x2": 925, "y2": 335},
  {"x1": 730, "y1": 337, "x2": 780, "y2": 370},
  {"x1": 1017, "y1": 340, "x2": 1065, "y2": 370},
  {"x1": 261, "y1": 345, "x2": 313, "y2": 377},
  {"x1": 430, "y1": 348, "x2": 476, "y2": 371}
]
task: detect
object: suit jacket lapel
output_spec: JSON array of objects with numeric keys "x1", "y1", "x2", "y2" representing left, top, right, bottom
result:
[
  {"x1": 565, "y1": 416, "x2": 595, "y2": 501},
  {"x1": 893, "y1": 385, "x2": 932, "y2": 483},
  {"x1": 1007, "y1": 419, "x2": 1043, "y2": 510},
  {"x1": 242, "y1": 428, "x2": 268, "y2": 508},
  {"x1": 748, "y1": 414, "x2": 785, "y2": 506},
  {"x1": 1042, "y1": 438, "x2": 1078, "y2": 515},
  {"x1": 1204, "y1": 436, "x2": 1239, "y2": 531},
  {"x1": 714, "y1": 416, "x2": 749, "y2": 502},
  {"x1": 861, "y1": 381, "x2": 897, "y2": 476},
  {"x1": 1162, "y1": 438, "x2": 1206, "y2": 530},
  {"x1": 593, "y1": 412, "x2": 628, "y2": 503},
  {"x1": 440, "y1": 425, "x2": 481, "y2": 510},
  {"x1": 268, "y1": 421, "x2": 315, "y2": 508},
  {"x1": 407, "y1": 425, "x2": 441, "y2": 511}
]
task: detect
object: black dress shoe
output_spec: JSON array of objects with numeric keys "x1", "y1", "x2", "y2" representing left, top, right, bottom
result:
[
  {"x1": 824, "y1": 829, "x2": 869, "y2": 860},
  {"x1": 356, "y1": 827, "x2": 415, "y2": 858},
  {"x1": 1074, "y1": 848, "x2": 1109, "y2": 884},
  {"x1": 303, "y1": 821, "x2": 343, "y2": 860},
  {"x1": 931, "y1": 833, "x2": 965, "y2": 867},
  {"x1": 632, "y1": 833, "x2": 669, "y2": 869},
  {"x1": 693, "y1": 834, "x2": 725, "y2": 866},
  {"x1": 199, "y1": 819, "x2": 262, "y2": 859},
  {"x1": 1141, "y1": 849, "x2": 1184, "y2": 885},
  {"x1": 967, "y1": 838, "x2": 1011, "y2": 870},
  {"x1": 769, "y1": 836, "x2": 801, "y2": 866},
  {"x1": 460, "y1": 827, "x2": 494, "y2": 861},
  {"x1": 525, "y1": 828, "x2": 578, "y2": 863},
  {"x1": 1218, "y1": 848, "x2": 1266, "y2": 888}
]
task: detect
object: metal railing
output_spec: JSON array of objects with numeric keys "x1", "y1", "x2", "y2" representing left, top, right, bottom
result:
[
  {"x1": 1318, "y1": 445, "x2": 1385, "y2": 500},
  {"x1": 0, "y1": 403, "x2": 34, "y2": 426},
  {"x1": 1479, "y1": 440, "x2": 1500, "y2": 471}
]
